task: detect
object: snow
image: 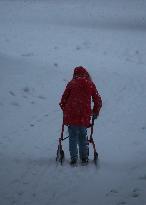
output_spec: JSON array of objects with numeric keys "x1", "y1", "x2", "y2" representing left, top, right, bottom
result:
[{"x1": 0, "y1": 0, "x2": 146, "y2": 204}]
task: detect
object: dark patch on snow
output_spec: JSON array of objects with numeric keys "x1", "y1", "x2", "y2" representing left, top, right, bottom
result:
[
  {"x1": 141, "y1": 126, "x2": 146, "y2": 130},
  {"x1": 10, "y1": 179, "x2": 20, "y2": 185},
  {"x1": 10, "y1": 102, "x2": 20, "y2": 107},
  {"x1": 82, "y1": 41, "x2": 90, "y2": 48},
  {"x1": 22, "y1": 181, "x2": 29, "y2": 185},
  {"x1": 23, "y1": 87, "x2": 30, "y2": 93},
  {"x1": 132, "y1": 141, "x2": 141, "y2": 146},
  {"x1": 9, "y1": 91, "x2": 15, "y2": 96},
  {"x1": 35, "y1": 146, "x2": 41, "y2": 150},
  {"x1": 131, "y1": 188, "x2": 140, "y2": 198},
  {"x1": 17, "y1": 192, "x2": 24, "y2": 196},
  {"x1": 32, "y1": 193, "x2": 36, "y2": 197},
  {"x1": 21, "y1": 52, "x2": 34, "y2": 57},
  {"x1": 131, "y1": 192, "x2": 140, "y2": 198},
  {"x1": 132, "y1": 188, "x2": 140, "y2": 192},
  {"x1": 139, "y1": 175, "x2": 146, "y2": 180},
  {"x1": 110, "y1": 189, "x2": 119, "y2": 194},
  {"x1": 54, "y1": 46, "x2": 58, "y2": 50},
  {"x1": 135, "y1": 50, "x2": 139, "y2": 55},
  {"x1": 38, "y1": 95, "x2": 46, "y2": 100},
  {"x1": 106, "y1": 189, "x2": 119, "y2": 196},
  {"x1": 54, "y1": 63, "x2": 58, "y2": 67},
  {"x1": 5, "y1": 38, "x2": 10, "y2": 43},
  {"x1": 44, "y1": 114, "x2": 48, "y2": 117},
  {"x1": 23, "y1": 95, "x2": 28, "y2": 99},
  {"x1": 76, "y1": 46, "x2": 81, "y2": 50},
  {"x1": 117, "y1": 201, "x2": 127, "y2": 205},
  {"x1": 11, "y1": 199, "x2": 17, "y2": 204}
]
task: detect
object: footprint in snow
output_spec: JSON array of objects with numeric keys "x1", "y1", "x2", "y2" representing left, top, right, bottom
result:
[
  {"x1": 131, "y1": 188, "x2": 140, "y2": 198},
  {"x1": 23, "y1": 86, "x2": 30, "y2": 93},
  {"x1": 22, "y1": 86, "x2": 35, "y2": 98},
  {"x1": 106, "y1": 189, "x2": 119, "y2": 196}
]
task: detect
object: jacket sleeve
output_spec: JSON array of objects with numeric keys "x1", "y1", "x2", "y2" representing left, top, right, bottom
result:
[
  {"x1": 91, "y1": 83, "x2": 102, "y2": 115},
  {"x1": 59, "y1": 82, "x2": 71, "y2": 110}
]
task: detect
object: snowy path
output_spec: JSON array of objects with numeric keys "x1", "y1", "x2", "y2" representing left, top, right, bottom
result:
[{"x1": 0, "y1": 1, "x2": 146, "y2": 205}]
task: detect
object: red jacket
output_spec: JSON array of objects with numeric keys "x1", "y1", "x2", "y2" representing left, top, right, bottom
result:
[{"x1": 60, "y1": 67, "x2": 102, "y2": 127}]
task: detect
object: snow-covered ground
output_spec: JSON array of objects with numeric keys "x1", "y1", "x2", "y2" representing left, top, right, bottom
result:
[{"x1": 0, "y1": 0, "x2": 146, "y2": 204}]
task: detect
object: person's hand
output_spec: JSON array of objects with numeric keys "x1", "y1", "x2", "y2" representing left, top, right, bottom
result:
[
  {"x1": 59, "y1": 103, "x2": 64, "y2": 110},
  {"x1": 92, "y1": 113, "x2": 98, "y2": 120}
]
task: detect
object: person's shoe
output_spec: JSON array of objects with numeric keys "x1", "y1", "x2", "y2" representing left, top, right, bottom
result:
[
  {"x1": 70, "y1": 159, "x2": 77, "y2": 165},
  {"x1": 81, "y1": 158, "x2": 88, "y2": 165}
]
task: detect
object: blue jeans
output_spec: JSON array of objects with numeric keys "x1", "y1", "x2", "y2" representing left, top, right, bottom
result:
[{"x1": 68, "y1": 125, "x2": 88, "y2": 160}]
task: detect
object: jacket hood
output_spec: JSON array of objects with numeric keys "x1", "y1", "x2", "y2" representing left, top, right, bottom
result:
[{"x1": 73, "y1": 66, "x2": 89, "y2": 78}]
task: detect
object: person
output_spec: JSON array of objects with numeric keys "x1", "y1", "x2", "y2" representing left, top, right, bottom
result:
[{"x1": 59, "y1": 66, "x2": 102, "y2": 165}]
